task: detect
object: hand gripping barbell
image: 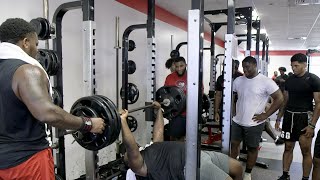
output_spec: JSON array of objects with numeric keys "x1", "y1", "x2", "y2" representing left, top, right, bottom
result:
[{"x1": 68, "y1": 86, "x2": 185, "y2": 151}]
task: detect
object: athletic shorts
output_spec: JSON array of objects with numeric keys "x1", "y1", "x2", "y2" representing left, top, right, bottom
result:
[
  {"x1": 231, "y1": 121, "x2": 265, "y2": 148},
  {"x1": 280, "y1": 110, "x2": 312, "y2": 141},
  {"x1": 0, "y1": 148, "x2": 54, "y2": 180},
  {"x1": 200, "y1": 151, "x2": 230, "y2": 180},
  {"x1": 314, "y1": 130, "x2": 320, "y2": 159},
  {"x1": 168, "y1": 115, "x2": 186, "y2": 137}
]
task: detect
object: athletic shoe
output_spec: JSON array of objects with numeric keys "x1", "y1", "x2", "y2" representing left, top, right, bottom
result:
[
  {"x1": 277, "y1": 175, "x2": 290, "y2": 180},
  {"x1": 243, "y1": 173, "x2": 251, "y2": 180}
]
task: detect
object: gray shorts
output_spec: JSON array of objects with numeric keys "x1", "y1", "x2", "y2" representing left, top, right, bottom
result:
[
  {"x1": 231, "y1": 121, "x2": 265, "y2": 148},
  {"x1": 200, "y1": 151, "x2": 230, "y2": 180}
]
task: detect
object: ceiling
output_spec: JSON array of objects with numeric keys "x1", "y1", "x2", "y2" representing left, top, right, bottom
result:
[{"x1": 155, "y1": 0, "x2": 320, "y2": 50}]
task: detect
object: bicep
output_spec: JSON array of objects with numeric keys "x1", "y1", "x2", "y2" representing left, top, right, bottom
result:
[
  {"x1": 270, "y1": 89, "x2": 283, "y2": 100},
  {"x1": 14, "y1": 65, "x2": 52, "y2": 119}
]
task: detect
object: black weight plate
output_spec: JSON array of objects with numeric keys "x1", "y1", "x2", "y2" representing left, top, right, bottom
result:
[
  {"x1": 156, "y1": 86, "x2": 186, "y2": 119},
  {"x1": 128, "y1": 40, "x2": 136, "y2": 51},
  {"x1": 120, "y1": 83, "x2": 139, "y2": 104},
  {"x1": 97, "y1": 95, "x2": 121, "y2": 144},
  {"x1": 71, "y1": 106, "x2": 99, "y2": 145},
  {"x1": 127, "y1": 115, "x2": 137, "y2": 132},
  {"x1": 93, "y1": 95, "x2": 118, "y2": 145},
  {"x1": 89, "y1": 95, "x2": 114, "y2": 147},
  {"x1": 30, "y1": 18, "x2": 44, "y2": 39},
  {"x1": 52, "y1": 87, "x2": 62, "y2": 107},
  {"x1": 36, "y1": 49, "x2": 51, "y2": 74},
  {"x1": 70, "y1": 96, "x2": 110, "y2": 151},
  {"x1": 47, "y1": 49, "x2": 58, "y2": 76},
  {"x1": 128, "y1": 60, "x2": 136, "y2": 74}
]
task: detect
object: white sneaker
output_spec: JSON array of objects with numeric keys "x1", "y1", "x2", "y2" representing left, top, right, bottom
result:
[{"x1": 243, "y1": 172, "x2": 251, "y2": 180}]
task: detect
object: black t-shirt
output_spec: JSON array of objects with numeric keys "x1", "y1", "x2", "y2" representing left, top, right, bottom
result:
[
  {"x1": 285, "y1": 72, "x2": 320, "y2": 111},
  {"x1": 275, "y1": 74, "x2": 289, "y2": 91},
  {"x1": 140, "y1": 141, "x2": 185, "y2": 180}
]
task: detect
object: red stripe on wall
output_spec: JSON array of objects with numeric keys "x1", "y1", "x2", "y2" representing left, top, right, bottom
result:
[
  {"x1": 116, "y1": 0, "x2": 225, "y2": 48},
  {"x1": 240, "y1": 50, "x2": 320, "y2": 56}
]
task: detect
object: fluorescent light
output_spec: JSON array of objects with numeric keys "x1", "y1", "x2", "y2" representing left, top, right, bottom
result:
[{"x1": 287, "y1": 37, "x2": 307, "y2": 40}]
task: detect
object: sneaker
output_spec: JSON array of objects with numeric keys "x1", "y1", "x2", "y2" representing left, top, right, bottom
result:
[
  {"x1": 243, "y1": 173, "x2": 251, "y2": 180},
  {"x1": 275, "y1": 136, "x2": 285, "y2": 145},
  {"x1": 277, "y1": 174, "x2": 290, "y2": 180}
]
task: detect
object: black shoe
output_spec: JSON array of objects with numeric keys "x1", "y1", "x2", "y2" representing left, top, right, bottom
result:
[
  {"x1": 277, "y1": 175, "x2": 290, "y2": 180},
  {"x1": 275, "y1": 136, "x2": 284, "y2": 145}
]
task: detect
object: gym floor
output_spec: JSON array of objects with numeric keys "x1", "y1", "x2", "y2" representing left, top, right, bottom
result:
[{"x1": 201, "y1": 115, "x2": 320, "y2": 180}]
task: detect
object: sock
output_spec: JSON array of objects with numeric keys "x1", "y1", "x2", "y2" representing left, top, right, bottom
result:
[
  {"x1": 302, "y1": 177, "x2": 309, "y2": 180},
  {"x1": 245, "y1": 168, "x2": 252, "y2": 173},
  {"x1": 283, "y1": 171, "x2": 289, "y2": 177}
]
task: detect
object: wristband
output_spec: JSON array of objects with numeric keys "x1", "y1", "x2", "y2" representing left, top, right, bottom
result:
[
  {"x1": 276, "y1": 118, "x2": 281, "y2": 122},
  {"x1": 79, "y1": 117, "x2": 93, "y2": 133},
  {"x1": 308, "y1": 122, "x2": 315, "y2": 129}
]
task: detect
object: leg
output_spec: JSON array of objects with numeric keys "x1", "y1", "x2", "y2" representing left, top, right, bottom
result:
[
  {"x1": 299, "y1": 135, "x2": 313, "y2": 177},
  {"x1": 313, "y1": 130, "x2": 320, "y2": 180},
  {"x1": 246, "y1": 147, "x2": 259, "y2": 170},
  {"x1": 200, "y1": 152, "x2": 231, "y2": 180},
  {"x1": 282, "y1": 141, "x2": 295, "y2": 172},
  {"x1": 231, "y1": 140, "x2": 241, "y2": 159},
  {"x1": 244, "y1": 122, "x2": 265, "y2": 170},
  {"x1": 228, "y1": 157, "x2": 243, "y2": 180},
  {"x1": 168, "y1": 116, "x2": 186, "y2": 141},
  {"x1": 313, "y1": 157, "x2": 320, "y2": 180},
  {"x1": 230, "y1": 121, "x2": 244, "y2": 158}
]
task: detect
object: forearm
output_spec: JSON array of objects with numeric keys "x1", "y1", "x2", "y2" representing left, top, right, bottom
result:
[
  {"x1": 34, "y1": 101, "x2": 83, "y2": 130},
  {"x1": 276, "y1": 100, "x2": 287, "y2": 120},
  {"x1": 265, "y1": 98, "x2": 283, "y2": 117},
  {"x1": 311, "y1": 103, "x2": 320, "y2": 125},
  {"x1": 121, "y1": 119, "x2": 144, "y2": 171},
  {"x1": 152, "y1": 109, "x2": 164, "y2": 142}
]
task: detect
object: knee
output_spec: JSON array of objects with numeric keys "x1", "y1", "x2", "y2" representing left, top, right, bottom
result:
[
  {"x1": 284, "y1": 144, "x2": 294, "y2": 152},
  {"x1": 300, "y1": 146, "x2": 311, "y2": 156}
]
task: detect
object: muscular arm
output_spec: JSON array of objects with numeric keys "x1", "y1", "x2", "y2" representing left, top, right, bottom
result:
[
  {"x1": 121, "y1": 111, "x2": 147, "y2": 176},
  {"x1": 276, "y1": 90, "x2": 288, "y2": 120},
  {"x1": 311, "y1": 92, "x2": 320, "y2": 126},
  {"x1": 152, "y1": 108, "x2": 164, "y2": 142},
  {"x1": 12, "y1": 64, "x2": 83, "y2": 130}
]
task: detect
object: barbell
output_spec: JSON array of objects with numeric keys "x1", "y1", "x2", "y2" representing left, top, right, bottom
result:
[{"x1": 69, "y1": 86, "x2": 185, "y2": 151}]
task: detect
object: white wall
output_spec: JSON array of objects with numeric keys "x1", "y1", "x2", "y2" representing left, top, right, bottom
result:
[
  {"x1": 0, "y1": 0, "x2": 225, "y2": 179},
  {"x1": 267, "y1": 55, "x2": 320, "y2": 77}
]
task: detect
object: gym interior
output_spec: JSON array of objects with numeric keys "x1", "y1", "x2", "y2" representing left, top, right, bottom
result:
[{"x1": 0, "y1": 0, "x2": 320, "y2": 180}]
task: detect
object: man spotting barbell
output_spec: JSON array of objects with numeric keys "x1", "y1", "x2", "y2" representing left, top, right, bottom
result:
[
  {"x1": 0, "y1": 18, "x2": 105, "y2": 179},
  {"x1": 120, "y1": 101, "x2": 243, "y2": 180}
]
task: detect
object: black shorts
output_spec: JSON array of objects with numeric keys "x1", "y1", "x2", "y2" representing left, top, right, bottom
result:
[
  {"x1": 231, "y1": 121, "x2": 265, "y2": 148},
  {"x1": 314, "y1": 130, "x2": 320, "y2": 158},
  {"x1": 280, "y1": 110, "x2": 311, "y2": 141},
  {"x1": 168, "y1": 115, "x2": 186, "y2": 137}
]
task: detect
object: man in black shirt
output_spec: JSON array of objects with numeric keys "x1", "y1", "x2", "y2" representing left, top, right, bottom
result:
[
  {"x1": 275, "y1": 53, "x2": 320, "y2": 180},
  {"x1": 120, "y1": 102, "x2": 243, "y2": 180},
  {"x1": 0, "y1": 18, "x2": 105, "y2": 179},
  {"x1": 275, "y1": 67, "x2": 289, "y2": 92}
]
